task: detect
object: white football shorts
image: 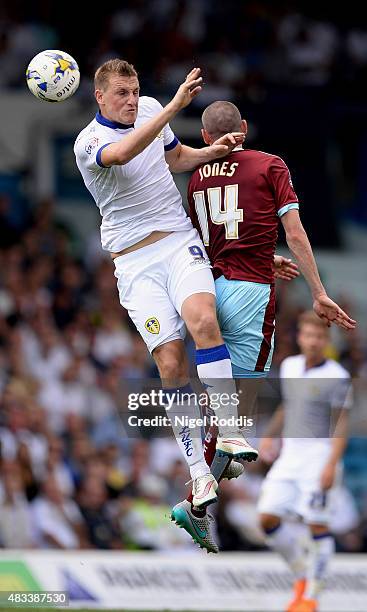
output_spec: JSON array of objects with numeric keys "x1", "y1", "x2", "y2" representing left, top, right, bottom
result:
[
  {"x1": 113, "y1": 228, "x2": 215, "y2": 352},
  {"x1": 257, "y1": 461, "x2": 342, "y2": 525},
  {"x1": 257, "y1": 477, "x2": 332, "y2": 525}
]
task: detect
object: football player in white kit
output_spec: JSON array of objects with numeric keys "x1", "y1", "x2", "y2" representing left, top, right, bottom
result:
[
  {"x1": 74, "y1": 59, "x2": 256, "y2": 517},
  {"x1": 258, "y1": 311, "x2": 352, "y2": 612}
]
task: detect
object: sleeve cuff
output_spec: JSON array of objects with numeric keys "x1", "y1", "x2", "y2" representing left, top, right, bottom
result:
[
  {"x1": 96, "y1": 143, "x2": 112, "y2": 168},
  {"x1": 278, "y1": 202, "x2": 299, "y2": 217},
  {"x1": 164, "y1": 135, "x2": 180, "y2": 151}
]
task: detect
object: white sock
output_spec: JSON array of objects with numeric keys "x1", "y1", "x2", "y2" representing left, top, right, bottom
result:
[
  {"x1": 163, "y1": 385, "x2": 209, "y2": 481},
  {"x1": 265, "y1": 522, "x2": 308, "y2": 579},
  {"x1": 196, "y1": 344, "x2": 239, "y2": 436},
  {"x1": 305, "y1": 532, "x2": 335, "y2": 599}
]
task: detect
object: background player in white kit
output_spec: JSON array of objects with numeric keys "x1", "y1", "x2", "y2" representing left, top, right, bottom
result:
[
  {"x1": 258, "y1": 311, "x2": 351, "y2": 612},
  {"x1": 74, "y1": 59, "x2": 254, "y2": 512}
]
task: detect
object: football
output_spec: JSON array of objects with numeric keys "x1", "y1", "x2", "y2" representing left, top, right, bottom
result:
[{"x1": 26, "y1": 49, "x2": 80, "y2": 102}]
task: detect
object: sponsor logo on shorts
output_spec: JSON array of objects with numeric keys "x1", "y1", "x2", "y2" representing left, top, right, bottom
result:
[{"x1": 145, "y1": 317, "x2": 160, "y2": 334}]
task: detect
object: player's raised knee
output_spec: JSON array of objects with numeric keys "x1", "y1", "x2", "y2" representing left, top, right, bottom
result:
[{"x1": 190, "y1": 311, "x2": 221, "y2": 344}]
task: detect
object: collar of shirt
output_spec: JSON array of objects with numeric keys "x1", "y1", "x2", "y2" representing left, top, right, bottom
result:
[
  {"x1": 303, "y1": 356, "x2": 327, "y2": 374},
  {"x1": 96, "y1": 112, "x2": 134, "y2": 130}
]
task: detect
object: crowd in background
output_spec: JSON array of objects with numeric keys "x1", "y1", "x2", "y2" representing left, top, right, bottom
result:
[
  {"x1": 1, "y1": 1, "x2": 367, "y2": 100},
  {"x1": 1, "y1": 1, "x2": 367, "y2": 245},
  {"x1": 1, "y1": 200, "x2": 367, "y2": 553}
]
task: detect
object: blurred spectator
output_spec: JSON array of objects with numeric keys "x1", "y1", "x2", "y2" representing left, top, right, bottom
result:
[
  {"x1": 65, "y1": 432, "x2": 95, "y2": 486},
  {"x1": 117, "y1": 473, "x2": 188, "y2": 550},
  {"x1": 0, "y1": 391, "x2": 48, "y2": 477},
  {"x1": 16, "y1": 442, "x2": 39, "y2": 501},
  {"x1": 0, "y1": 460, "x2": 34, "y2": 548},
  {"x1": 45, "y1": 437, "x2": 75, "y2": 498},
  {"x1": 92, "y1": 312, "x2": 133, "y2": 366},
  {"x1": 21, "y1": 317, "x2": 71, "y2": 383},
  {"x1": 277, "y1": 13, "x2": 339, "y2": 85},
  {"x1": 32, "y1": 475, "x2": 86, "y2": 549},
  {"x1": 76, "y1": 477, "x2": 122, "y2": 549}
]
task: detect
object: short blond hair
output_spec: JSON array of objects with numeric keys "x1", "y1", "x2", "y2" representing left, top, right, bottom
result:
[
  {"x1": 94, "y1": 59, "x2": 138, "y2": 91},
  {"x1": 298, "y1": 310, "x2": 329, "y2": 331}
]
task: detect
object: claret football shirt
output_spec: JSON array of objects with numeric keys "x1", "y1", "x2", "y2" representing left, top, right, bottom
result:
[{"x1": 188, "y1": 149, "x2": 299, "y2": 284}]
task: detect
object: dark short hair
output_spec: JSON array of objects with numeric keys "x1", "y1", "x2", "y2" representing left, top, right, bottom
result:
[
  {"x1": 202, "y1": 101, "x2": 242, "y2": 139},
  {"x1": 94, "y1": 59, "x2": 138, "y2": 90}
]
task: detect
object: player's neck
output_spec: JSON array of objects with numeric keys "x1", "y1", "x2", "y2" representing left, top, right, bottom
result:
[
  {"x1": 304, "y1": 354, "x2": 326, "y2": 370},
  {"x1": 96, "y1": 110, "x2": 134, "y2": 129}
]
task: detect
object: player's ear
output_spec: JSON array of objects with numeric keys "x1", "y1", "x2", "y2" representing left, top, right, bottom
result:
[
  {"x1": 201, "y1": 128, "x2": 211, "y2": 145},
  {"x1": 241, "y1": 119, "x2": 248, "y2": 136},
  {"x1": 95, "y1": 89, "x2": 103, "y2": 106}
]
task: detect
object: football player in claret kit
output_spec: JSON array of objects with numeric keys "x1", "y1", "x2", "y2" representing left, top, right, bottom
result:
[
  {"x1": 74, "y1": 61, "x2": 258, "y2": 521},
  {"x1": 170, "y1": 101, "x2": 356, "y2": 552},
  {"x1": 258, "y1": 311, "x2": 351, "y2": 612}
]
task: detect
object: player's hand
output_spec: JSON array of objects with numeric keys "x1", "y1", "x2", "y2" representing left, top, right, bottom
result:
[
  {"x1": 313, "y1": 294, "x2": 356, "y2": 330},
  {"x1": 171, "y1": 68, "x2": 203, "y2": 111},
  {"x1": 320, "y1": 461, "x2": 336, "y2": 490},
  {"x1": 208, "y1": 132, "x2": 245, "y2": 159},
  {"x1": 273, "y1": 256, "x2": 299, "y2": 281}
]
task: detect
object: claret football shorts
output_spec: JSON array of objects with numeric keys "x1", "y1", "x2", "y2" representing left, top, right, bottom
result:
[{"x1": 113, "y1": 228, "x2": 215, "y2": 352}]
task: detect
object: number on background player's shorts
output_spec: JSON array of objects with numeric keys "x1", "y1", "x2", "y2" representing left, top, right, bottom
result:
[{"x1": 309, "y1": 491, "x2": 328, "y2": 509}]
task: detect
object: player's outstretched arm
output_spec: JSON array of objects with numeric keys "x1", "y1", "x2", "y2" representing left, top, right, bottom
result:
[
  {"x1": 281, "y1": 210, "x2": 356, "y2": 330},
  {"x1": 100, "y1": 68, "x2": 203, "y2": 167},
  {"x1": 165, "y1": 132, "x2": 245, "y2": 173}
]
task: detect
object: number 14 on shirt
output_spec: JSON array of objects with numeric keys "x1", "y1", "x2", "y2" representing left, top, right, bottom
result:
[{"x1": 193, "y1": 185, "x2": 243, "y2": 245}]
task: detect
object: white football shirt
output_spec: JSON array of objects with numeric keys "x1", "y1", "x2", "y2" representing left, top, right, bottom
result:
[
  {"x1": 74, "y1": 96, "x2": 193, "y2": 252},
  {"x1": 269, "y1": 354, "x2": 351, "y2": 479}
]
